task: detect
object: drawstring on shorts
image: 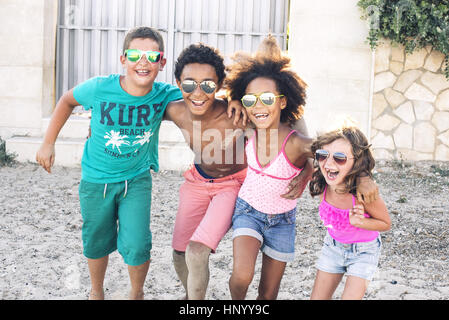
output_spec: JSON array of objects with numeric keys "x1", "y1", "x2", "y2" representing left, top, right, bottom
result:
[{"x1": 103, "y1": 180, "x2": 128, "y2": 199}]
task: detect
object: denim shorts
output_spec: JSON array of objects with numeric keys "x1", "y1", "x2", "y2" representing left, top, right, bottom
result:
[
  {"x1": 231, "y1": 197, "x2": 296, "y2": 262},
  {"x1": 316, "y1": 232, "x2": 382, "y2": 281}
]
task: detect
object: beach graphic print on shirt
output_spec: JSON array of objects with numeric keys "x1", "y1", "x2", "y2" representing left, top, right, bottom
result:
[
  {"x1": 99, "y1": 100, "x2": 161, "y2": 159},
  {"x1": 103, "y1": 129, "x2": 154, "y2": 154},
  {"x1": 133, "y1": 129, "x2": 154, "y2": 147},
  {"x1": 104, "y1": 130, "x2": 130, "y2": 154}
]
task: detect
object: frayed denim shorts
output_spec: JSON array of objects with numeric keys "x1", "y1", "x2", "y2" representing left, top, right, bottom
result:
[
  {"x1": 316, "y1": 232, "x2": 382, "y2": 281},
  {"x1": 231, "y1": 197, "x2": 296, "y2": 262}
]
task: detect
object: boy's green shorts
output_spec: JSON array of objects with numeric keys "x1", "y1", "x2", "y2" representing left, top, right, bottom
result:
[{"x1": 78, "y1": 170, "x2": 152, "y2": 266}]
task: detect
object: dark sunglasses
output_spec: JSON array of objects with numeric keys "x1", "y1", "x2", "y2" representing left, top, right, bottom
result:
[
  {"x1": 315, "y1": 149, "x2": 354, "y2": 165},
  {"x1": 124, "y1": 49, "x2": 164, "y2": 63},
  {"x1": 181, "y1": 79, "x2": 217, "y2": 94},
  {"x1": 241, "y1": 92, "x2": 284, "y2": 108}
]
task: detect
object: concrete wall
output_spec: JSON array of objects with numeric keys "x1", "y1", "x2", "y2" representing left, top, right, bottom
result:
[
  {"x1": 288, "y1": 0, "x2": 373, "y2": 138},
  {"x1": 0, "y1": 0, "x2": 57, "y2": 139}
]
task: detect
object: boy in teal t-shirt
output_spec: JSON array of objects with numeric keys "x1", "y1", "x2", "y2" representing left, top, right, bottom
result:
[
  {"x1": 36, "y1": 27, "x2": 182, "y2": 300},
  {"x1": 73, "y1": 75, "x2": 180, "y2": 183}
]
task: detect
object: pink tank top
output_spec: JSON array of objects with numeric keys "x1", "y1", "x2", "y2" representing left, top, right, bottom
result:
[
  {"x1": 238, "y1": 130, "x2": 303, "y2": 214},
  {"x1": 319, "y1": 186, "x2": 379, "y2": 243}
]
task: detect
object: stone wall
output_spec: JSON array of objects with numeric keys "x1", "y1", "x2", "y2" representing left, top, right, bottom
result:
[{"x1": 372, "y1": 40, "x2": 449, "y2": 161}]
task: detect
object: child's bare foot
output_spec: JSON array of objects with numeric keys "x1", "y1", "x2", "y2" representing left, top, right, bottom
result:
[
  {"x1": 89, "y1": 289, "x2": 104, "y2": 300},
  {"x1": 129, "y1": 290, "x2": 144, "y2": 300}
]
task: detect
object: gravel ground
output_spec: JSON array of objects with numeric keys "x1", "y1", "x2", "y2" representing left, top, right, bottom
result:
[{"x1": 0, "y1": 160, "x2": 448, "y2": 300}]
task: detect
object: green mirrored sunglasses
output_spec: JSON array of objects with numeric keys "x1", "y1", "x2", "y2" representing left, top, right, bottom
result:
[{"x1": 124, "y1": 49, "x2": 164, "y2": 64}]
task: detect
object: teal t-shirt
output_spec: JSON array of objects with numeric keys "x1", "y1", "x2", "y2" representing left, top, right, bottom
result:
[{"x1": 73, "y1": 74, "x2": 182, "y2": 183}]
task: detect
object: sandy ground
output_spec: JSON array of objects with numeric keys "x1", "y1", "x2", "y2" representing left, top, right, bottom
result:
[{"x1": 0, "y1": 160, "x2": 448, "y2": 300}]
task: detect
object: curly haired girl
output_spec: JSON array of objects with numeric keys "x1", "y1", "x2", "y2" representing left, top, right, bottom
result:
[
  {"x1": 309, "y1": 126, "x2": 390, "y2": 300},
  {"x1": 225, "y1": 36, "x2": 313, "y2": 299}
]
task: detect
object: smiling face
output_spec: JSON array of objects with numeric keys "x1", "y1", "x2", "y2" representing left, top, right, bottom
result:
[
  {"x1": 120, "y1": 37, "x2": 166, "y2": 95},
  {"x1": 244, "y1": 77, "x2": 286, "y2": 130},
  {"x1": 176, "y1": 63, "x2": 219, "y2": 117},
  {"x1": 318, "y1": 138, "x2": 355, "y2": 189}
]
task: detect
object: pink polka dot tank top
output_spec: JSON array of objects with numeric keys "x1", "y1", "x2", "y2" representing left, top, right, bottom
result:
[
  {"x1": 238, "y1": 130, "x2": 303, "y2": 214},
  {"x1": 319, "y1": 186, "x2": 379, "y2": 243}
]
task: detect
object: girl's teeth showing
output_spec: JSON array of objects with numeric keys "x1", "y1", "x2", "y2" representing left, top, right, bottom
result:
[
  {"x1": 326, "y1": 170, "x2": 339, "y2": 180},
  {"x1": 254, "y1": 113, "x2": 269, "y2": 120}
]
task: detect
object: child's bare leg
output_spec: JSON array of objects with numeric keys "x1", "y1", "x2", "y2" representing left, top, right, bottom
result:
[
  {"x1": 173, "y1": 250, "x2": 189, "y2": 299},
  {"x1": 310, "y1": 270, "x2": 343, "y2": 300},
  {"x1": 257, "y1": 254, "x2": 286, "y2": 300},
  {"x1": 185, "y1": 241, "x2": 211, "y2": 300},
  {"x1": 229, "y1": 236, "x2": 260, "y2": 300},
  {"x1": 87, "y1": 256, "x2": 108, "y2": 300},
  {"x1": 341, "y1": 276, "x2": 369, "y2": 300},
  {"x1": 128, "y1": 259, "x2": 150, "y2": 300}
]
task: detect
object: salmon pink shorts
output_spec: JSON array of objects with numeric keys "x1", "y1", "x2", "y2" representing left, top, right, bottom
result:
[{"x1": 172, "y1": 165, "x2": 247, "y2": 253}]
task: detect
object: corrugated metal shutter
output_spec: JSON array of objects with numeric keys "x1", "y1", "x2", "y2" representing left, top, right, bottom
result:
[{"x1": 56, "y1": 0, "x2": 289, "y2": 111}]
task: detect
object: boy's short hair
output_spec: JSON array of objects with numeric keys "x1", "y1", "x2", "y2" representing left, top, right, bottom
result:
[
  {"x1": 123, "y1": 26, "x2": 165, "y2": 53},
  {"x1": 174, "y1": 43, "x2": 226, "y2": 85}
]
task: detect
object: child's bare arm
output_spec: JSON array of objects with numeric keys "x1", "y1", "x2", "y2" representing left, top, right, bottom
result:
[
  {"x1": 349, "y1": 198, "x2": 391, "y2": 232},
  {"x1": 36, "y1": 89, "x2": 79, "y2": 173},
  {"x1": 281, "y1": 132, "x2": 314, "y2": 200},
  {"x1": 281, "y1": 158, "x2": 313, "y2": 199}
]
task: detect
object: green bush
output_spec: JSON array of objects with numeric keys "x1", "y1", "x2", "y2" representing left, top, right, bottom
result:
[
  {"x1": 0, "y1": 137, "x2": 17, "y2": 166},
  {"x1": 358, "y1": 0, "x2": 449, "y2": 79}
]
